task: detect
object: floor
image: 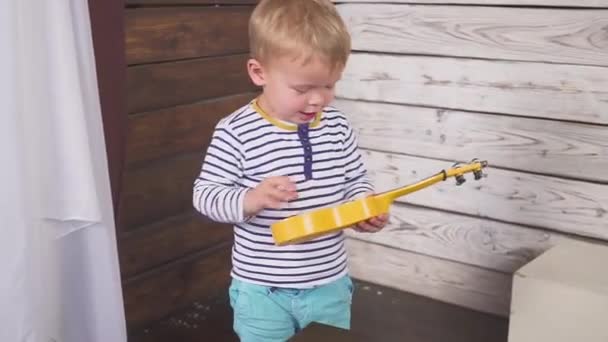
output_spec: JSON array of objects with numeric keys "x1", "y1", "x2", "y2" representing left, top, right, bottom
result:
[{"x1": 130, "y1": 280, "x2": 509, "y2": 342}]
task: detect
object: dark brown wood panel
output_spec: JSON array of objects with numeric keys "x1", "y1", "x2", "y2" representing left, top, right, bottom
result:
[
  {"x1": 127, "y1": 54, "x2": 256, "y2": 114},
  {"x1": 127, "y1": 92, "x2": 256, "y2": 165},
  {"x1": 121, "y1": 0, "x2": 257, "y2": 332},
  {"x1": 119, "y1": 212, "x2": 232, "y2": 277},
  {"x1": 90, "y1": 0, "x2": 127, "y2": 213},
  {"x1": 126, "y1": 7, "x2": 252, "y2": 65},
  {"x1": 123, "y1": 243, "x2": 232, "y2": 328},
  {"x1": 119, "y1": 153, "x2": 202, "y2": 231},
  {"x1": 129, "y1": 294, "x2": 236, "y2": 342},
  {"x1": 127, "y1": 0, "x2": 257, "y2": 4}
]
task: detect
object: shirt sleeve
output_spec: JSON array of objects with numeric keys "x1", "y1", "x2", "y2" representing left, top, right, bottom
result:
[
  {"x1": 342, "y1": 119, "x2": 375, "y2": 200},
  {"x1": 192, "y1": 122, "x2": 249, "y2": 223}
]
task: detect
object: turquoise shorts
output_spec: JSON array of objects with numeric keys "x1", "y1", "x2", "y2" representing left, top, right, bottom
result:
[{"x1": 229, "y1": 275, "x2": 354, "y2": 342}]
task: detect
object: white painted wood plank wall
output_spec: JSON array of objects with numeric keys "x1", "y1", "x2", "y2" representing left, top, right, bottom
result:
[
  {"x1": 340, "y1": 4, "x2": 608, "y2": 67},
  {"x1": 335, "y1": 0, "x2": 608, "y2": 316},
  {"x1": 336, "y1": 0, "x2": 608, "y2": 7},
  {"x1": 340, "y1": 54, "x2": 608, "y2": 124},
  {"x1": 336, "y1": 99, "x2": 608, "y2": 182}
]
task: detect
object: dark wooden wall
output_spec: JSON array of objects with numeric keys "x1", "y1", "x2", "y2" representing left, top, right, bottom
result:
[
  {"x1": 89, "y1": 0, "x2": 126, "y2": 214},
  {"x1": 121, "y1": 0, "x2": 258, "y2": 330}
]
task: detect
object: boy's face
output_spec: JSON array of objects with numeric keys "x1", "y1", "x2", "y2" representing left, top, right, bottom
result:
[{"x1": 248, "y1": 55, "x2": 343, "y2": 125}]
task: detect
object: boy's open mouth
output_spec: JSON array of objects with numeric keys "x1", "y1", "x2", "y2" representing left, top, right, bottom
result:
[{"x1": 299, "y1": 111, "x2": 316, "y2": 120}]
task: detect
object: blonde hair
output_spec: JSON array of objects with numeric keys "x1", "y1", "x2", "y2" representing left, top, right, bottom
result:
[{"x1": 249, "y1": 0, "x2": 351, "y2": 71}]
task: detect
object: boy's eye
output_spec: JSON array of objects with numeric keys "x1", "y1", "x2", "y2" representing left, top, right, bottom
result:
[{"x1": 293, "y1": 85, "x2": 334, "y2": 93}]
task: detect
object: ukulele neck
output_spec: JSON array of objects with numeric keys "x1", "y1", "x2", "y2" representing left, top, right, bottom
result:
[
  {"x1": 374, "y1": 172, "x2": 447, "y2": 203},
  {"x1": 371, "y1": 160, "x2": 486, "y2": 205}
]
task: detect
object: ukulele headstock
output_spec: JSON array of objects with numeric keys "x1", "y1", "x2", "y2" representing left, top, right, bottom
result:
[{"x1": 446, "y1": 158, "x2": 488, "y2": 186}]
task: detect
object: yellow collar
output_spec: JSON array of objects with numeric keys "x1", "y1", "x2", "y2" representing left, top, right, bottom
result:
[{"x1": 252, "y1": 99, "x2": 321, "y2": 131}]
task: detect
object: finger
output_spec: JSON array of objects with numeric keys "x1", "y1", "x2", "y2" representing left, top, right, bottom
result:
[
  {"x1": 366, "y1": 218, "x2": 386, "y2": 231},
  {"x1": 370, "y1": 215, "x2": 389, "y2": 227},
  {"x1": 351, "y1": 225, "x2": 365, "y2": 232},
  {"x1": 367, "y1": 217, "x2": 384, "y2": 228},
  {"x1": 264, "y1": 199, "x2": 283, "y2": 210},
  {"x1": 262, "y1": 192, "x2": 290, "y2": 208},
  {"x1": 373, "y1": 214, "x2": 390, "y2": 226},
  {"x1": 351, "y1": 220, "x2": 367, "y2": 232},
  {"x1": 378, "y1": 213, "x2": 389, "y2": 221},
  {"x1": 267, "y1": 187, "x2": 297, "y2": 202},
  {"x1": 355, "y1": 221, "x2": 376, "y2": 232},
  {"x1": 268, "y1": 180, "x2": 298, "y2": 200},
  {"x1": 269, "y1": 176, "x2": 297, "y2": 192},
  {"x1": 279, "y1": 187, "x2": 298, "y2": 199}
]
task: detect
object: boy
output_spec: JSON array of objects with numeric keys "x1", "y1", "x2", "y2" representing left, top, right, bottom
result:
[{"x1": 193, "y1": 0, "x2": 388, "y2": 340}]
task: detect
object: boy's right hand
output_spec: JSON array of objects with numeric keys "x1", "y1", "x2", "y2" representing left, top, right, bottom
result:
[{"x1": 244, "y1": 176, "x2": 298, "y2": 216}]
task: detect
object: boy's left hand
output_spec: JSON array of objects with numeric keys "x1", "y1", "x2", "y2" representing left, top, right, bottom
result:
[{"x1": 352, "y1": 213, "x2": 389, "y2": 233}]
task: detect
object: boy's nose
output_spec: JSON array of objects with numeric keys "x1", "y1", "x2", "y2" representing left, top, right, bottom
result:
[{"x1": 308, "y1": 92, "x2": 324, "y2": 106}]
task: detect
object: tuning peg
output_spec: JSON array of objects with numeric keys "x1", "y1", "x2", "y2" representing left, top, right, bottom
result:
[
  {"x1": 471, "y1": 158, "x2": 488, "y2": 169},
  {"x1": 455, "y1": 174, "x2": 466, "y2": 186}
]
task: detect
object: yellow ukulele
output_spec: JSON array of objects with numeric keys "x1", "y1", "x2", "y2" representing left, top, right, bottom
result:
[{"x1": 271, "y1": 159, "x2": 488, "y2": 246}]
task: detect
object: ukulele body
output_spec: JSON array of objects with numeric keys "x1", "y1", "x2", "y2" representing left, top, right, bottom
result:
[{"x1": 271, "y1": 195, "x2": 388, "y2": 245}]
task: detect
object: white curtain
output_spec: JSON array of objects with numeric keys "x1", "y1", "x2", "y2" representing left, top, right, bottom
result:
[{"x1": 0, "y1": 1, "x2": 127, "y2": 341}]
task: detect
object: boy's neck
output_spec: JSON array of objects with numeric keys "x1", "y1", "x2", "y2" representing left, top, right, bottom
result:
[
  {"x1": 254, "y1": 95, "x2": 321, "y2": 130},
  {"x1": 255, "y1": 94, "x2": 276, "y2": 120}
]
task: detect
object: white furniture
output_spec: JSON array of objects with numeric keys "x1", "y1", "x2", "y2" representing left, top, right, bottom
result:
[{"x1": 508, "y1": 240, "x2": 608, "y2": 342}]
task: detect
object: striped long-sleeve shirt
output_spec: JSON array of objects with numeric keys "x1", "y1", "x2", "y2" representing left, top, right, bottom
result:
[{"x1": 193, "y1": 100, "x2": 374, "y2": 288}]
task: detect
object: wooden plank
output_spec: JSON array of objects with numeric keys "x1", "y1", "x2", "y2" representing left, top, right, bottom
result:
[
  {"x1": 346, "y1": 203, "x2": 578, "y2": 273},
  {"x1": 127, "y1": 0, "x2": 257, "y2": 4},
  {"x1": 363, "y1": 151, "x2": 608, "y2": 240},
  {"x1": 118, "y1": 153, "x2": 202, "y2": 231},
  {"x1": 129, "y1": 279, "x2": 509, "y2": 342},
  {"x1": 130, "y1": 0, "x2": 604, "y2": 6},
  {"x1": 90, "y1": 0, "x2": 126, "y2": 211},
  {"x1": 334, "y1": 0, "x2": 608, "y2": 7},
  {"x1": 338, "y1": 53, "x2": 608, "y2": 124},
  {"x1": 118, "y1": 212, "x2": 232, "y2": 277},
  {"x1": 346, "y1": 238, "x2": 512, "y2": 316},
  {"x1": 126, "y1": 7, "x2": 252, "y2": 65},
  {"x1": 348, "y1": 282, "x2": 509, "y2": 342},
  {"x1": 127, "y1": 93, "x2": 256, "y2": 165},
  {"x1": 334, "y1": 99, "x2": 608, "y2": 182},
  {"x1": 127, "y1": 54, "x2": 257, "y2": 114},
  {"x1": 123, "y1": 244, "x2": 232, "y2": 328},
  {"x1": 339, "y1": 4, "x2": 608, "y2": 67}
]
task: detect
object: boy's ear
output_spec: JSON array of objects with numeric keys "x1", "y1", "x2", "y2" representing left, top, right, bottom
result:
[{"x1": 247, "y1": 58, "x2": 266, "y2": 87}]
